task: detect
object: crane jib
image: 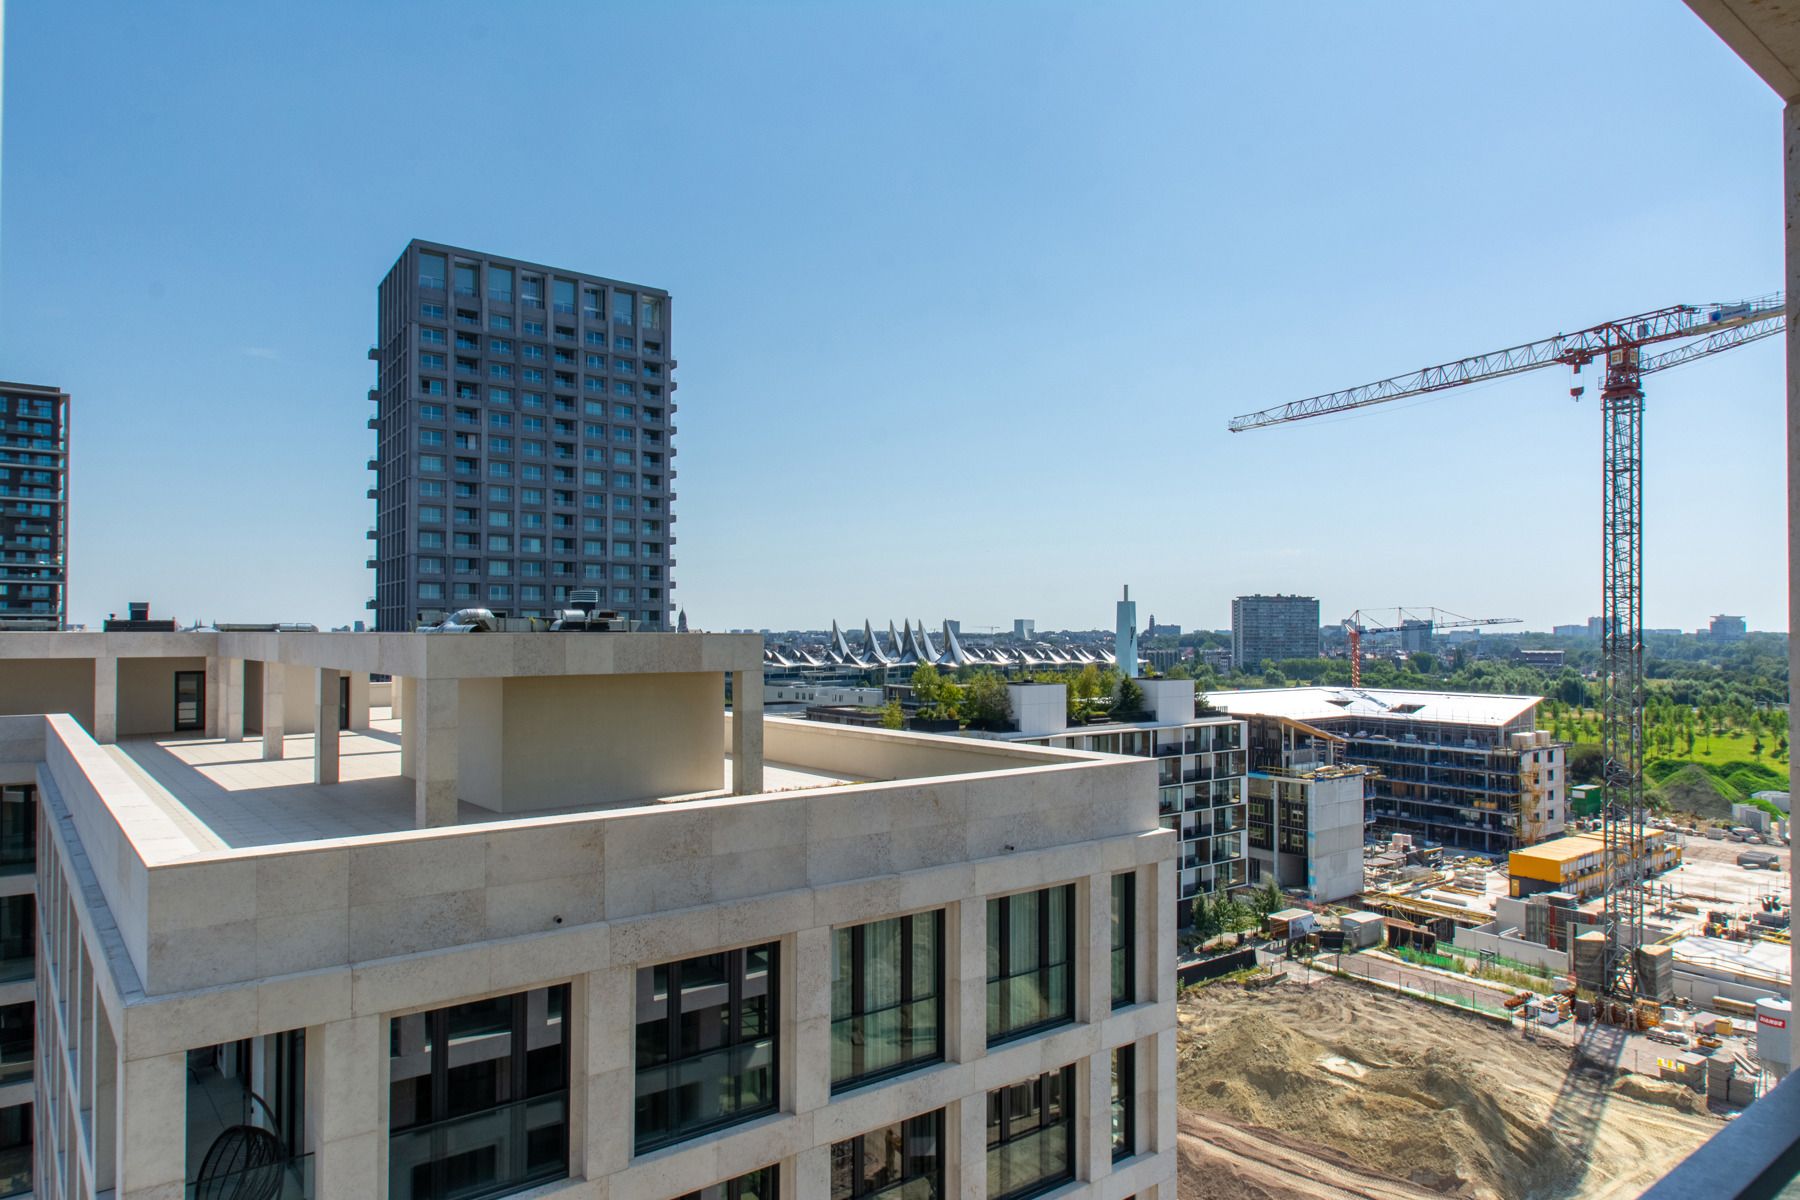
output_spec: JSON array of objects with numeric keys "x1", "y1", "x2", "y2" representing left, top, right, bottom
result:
[{"x1": 1227, "y1": 295, "x2": 1784, "y2": 432}]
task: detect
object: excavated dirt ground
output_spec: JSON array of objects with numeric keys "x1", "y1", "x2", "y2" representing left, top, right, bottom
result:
[{"x1": 1177, "y1": 976, "x2": 1724, "y2": 1200}]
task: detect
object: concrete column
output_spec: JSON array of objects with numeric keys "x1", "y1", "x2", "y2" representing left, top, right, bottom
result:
[
  {"x1": 950, "y1": 1092, "x2": 986, "y2": 1200},
  {"x1": 415, "y1": 677, "x2": 459, "y2": 827},
  {"x1": 1151, "y1": 859, "x2": 1177, "y2": 1007},
  {"x1": 92, "y1": 654, "x2": 117, "y2": 744},
  {"x1": 948, "y1": 896, "x2": 987, "y2": 1064},
  {"x1": 114, "y1": 1050, "x2": 185, "y2": 1197},
  {"x1": 1081, "y1": 1051, "x2": 1110, "y2": 1183},
  {"x1": 315, "y1": 667, "x2": 342, "y2": 785},
  {"x1": 347, "y1": 672, "x2": 372, "y2": 731},
  {"x1": 731, "y1": 667, "x2": 764, "y2": 795},
  {"x1": 395, "y1": 675, "x2": 416, "y2": 778},
  {"x1": 789, "y1": 927, "x2": 832, "y2": 1117},
  {"x1": 792, "y1": 1144, "x2": 832, "y2": 1200},
  {"x1": 1788, "y1": 98, "x2": 1800, "y2": 1069},
  {"x1": 204, "y1": 655, "x2": 222, "y2": 738},
  {"x1": 582, "y1": 965, "x2": 633, "y2": 1180},
  {"x1": 1078, "y1": 873, "x2": 1109, "y2": 1024},
  {"x1": 1150, "y1": 1026, "x2": 1178, "y2": 1158},
  {"x1": 222, "y1": 657, "x2": 245, "y2": 743},
  {"x1": 307, "y1": 1016, "x2": 383, "y2": 1198},
  {"x1": 261, "y1": 661, "x2": 287, "y2": 760}
]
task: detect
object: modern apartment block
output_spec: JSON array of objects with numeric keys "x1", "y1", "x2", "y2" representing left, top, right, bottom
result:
[
  {"x1": 1229, "y1": 594, "x2": 1319, "y2": 670},
  {"x1": 371, "y1": 241, "x2": 676, "y2": 632},
  {"x1": 0, "y1": 383, "x2": 69, "y2": 629},
  {"x1": 991, "y1": 678, "x2": 1250, "y2": 914},
  {"x1": 1207, "y1": 686, "x2": 1566, "y2": 856},
  {"x1": 0, "y1": 629, "x2": 1177, "y2": 1200},
  {"x1": 1236, "y1": 713, "x2": 1371, "y2": 902}
]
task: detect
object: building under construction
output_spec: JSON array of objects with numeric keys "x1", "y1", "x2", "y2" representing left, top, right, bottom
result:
[{"x1": 1206, "y1": 686, "x2": 1567, "y2": 855}]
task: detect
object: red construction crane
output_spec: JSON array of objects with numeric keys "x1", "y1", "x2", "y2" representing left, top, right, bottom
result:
[
  {"x1": 1230, "y1": 294, "x2": 1785, "y2": 1003},
  {"x1": 1342, "y1": 607, "x2": 1521, "y2": 687}
]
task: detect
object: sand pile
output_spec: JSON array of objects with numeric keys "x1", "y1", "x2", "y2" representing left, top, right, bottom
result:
[
  {"x1": 1179, "y1": 1008, "x2": 1577, "y2": 1199},
  {"x1": 1611, "y1": 1074, "x2": 1707, "y2": 1115}
]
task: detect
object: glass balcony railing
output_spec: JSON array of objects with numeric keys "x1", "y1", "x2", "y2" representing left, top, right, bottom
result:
[
  {"x1": 989, "y1": 1124, "x2": 1072, "y2": 1200},
  {"x1": 389, "y1": 1096, "x2": 567, "y2": 1200},
  {"x1": 634, "y1": 1040, "x2": 775, "y2": 1153}
]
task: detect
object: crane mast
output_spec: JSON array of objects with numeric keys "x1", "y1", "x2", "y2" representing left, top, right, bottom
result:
[{"x1": 1228, "y1": 295, "x2": 1784, "y2": 1002}]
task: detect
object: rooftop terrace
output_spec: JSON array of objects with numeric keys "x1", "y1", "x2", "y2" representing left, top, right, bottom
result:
[{"x1": 103, "y1": 713, "x2": 867, "y2": 852}]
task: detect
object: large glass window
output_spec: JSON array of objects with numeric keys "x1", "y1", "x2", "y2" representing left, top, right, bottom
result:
[
  {"x1": 453, "y1": 262, "x2": 478, "y2": 298},
  {"x1": 635, "y1": 944, "x2": 777, "y2": 1153},
  {"x1": 832, "y1": 911, "x2": 943, "y2": 1091},
  {"x1": 987, "y1": 1066, "x2": 1075, "y2": 1200},
  {"x1": 489, "y1": 266, "x2": 514, "y2": 304},
  {"x1": 1111, "y1": 1046, "x2": 1135, "y2": 1162},
  {"x1": 986, "y1": 886, "x2": 1073, "y2": 1045},
  {"x1": 0, "y1": 788, "x2": 33, "y2": 876},
  {"x1": 0, "y1": 1103, "x2": 28, "y2": 1199},
  {"x1": 0, "y1": 898, "x2": 31, "y2": 984},
  {"x1": 418, "y1": 251, "x2": 447, "y2": 290},
  {"x1": 388, "y1": 985, "x2": 570, "y2": 1200},
  {"x1": 831, "y1": 1110, "x2": 944, "y2": 1199},
  {"x1": 0, "y1": 1005, "x2": 28, "y2": 1087},
  {"x1": 678, "y1": 1165, "x2": 777, "y2": 1200},
  {"x1": 1111, "y1": 873, "x2": 1134, "y2": 1009},
  {"x1": 613, "y1": 290, "x2": 636, "y2": 325}
]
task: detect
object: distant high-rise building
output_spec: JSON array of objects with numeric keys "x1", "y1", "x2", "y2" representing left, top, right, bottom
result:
[
  {"x1": 1012, "y1": 618, "x2": 1035, "y2": 639},
  {"x1": 1145, "y1": 615, "x2": 1181, "y2": 639},
  {"x1": 1116, "y1": 586, "x2": 1138, "y2": 677},
  {"x1": 371, "y1": 241, "x2": 675, "y2": 631},
  {"x1": 1710, "y1": 614, "x2": 1747, "y2": 642},
  {"x1": 1231, "y1": 594, "x2": 1319, "y2": 669},
  {"x1": 0, "y1": 381, "x2": 69, "y2": 626}
]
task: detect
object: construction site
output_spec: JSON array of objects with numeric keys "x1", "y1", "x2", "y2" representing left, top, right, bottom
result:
[
  {"x1": 1172, "y1": 828, "x2": 1791, "y2": 1199},
  {"x1": 1204, "y1": 257, "x2": 1796, "y2": 1193}
]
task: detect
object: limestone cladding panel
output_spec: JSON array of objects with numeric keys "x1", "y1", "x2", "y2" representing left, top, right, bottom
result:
[{"x1": 0, "y1": 657, "x2": 93, "y2": 731}]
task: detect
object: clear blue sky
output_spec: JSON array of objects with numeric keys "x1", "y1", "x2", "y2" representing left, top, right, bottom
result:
[{"x1": 0, "y1": 2, "x2": 1787, "y2": 633}]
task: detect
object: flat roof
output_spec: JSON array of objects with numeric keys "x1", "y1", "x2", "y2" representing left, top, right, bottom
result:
[
  {"x1": 1203, "y1": 686, "x2": 1542, "y2": 727},
  {"x1": 1512, "y1": 835, "x2": 1605, "y2": 864},
  {"x1": 102, "y1": 719, "x2": 866, "y2": 852}
]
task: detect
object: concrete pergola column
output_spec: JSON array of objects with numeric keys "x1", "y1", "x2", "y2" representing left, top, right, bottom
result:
[
  {"x1": 204, "y1": 656, "x2": 222, "y2": 738},
  {"x1": 730, "y1": 667, "x2": 764, "y2": 795},
  {"x1": 92, "y1": 654, "x2": 117, "y2": 744},
  {"x1": 394, "y1": 675, "x2": 415, "y2": 778},
  {"x1": 315, "y1": 667, "x2": 342, "y2": 785},
  {"x1": 261, "y1": 661, "x2": 286, "y2": 761},
  {"x1": 415, "y1": 677, "x2": 459, "y2": 828},
  {"x1": 222, "y1": 657, "x2": 244, "y2": 743}
]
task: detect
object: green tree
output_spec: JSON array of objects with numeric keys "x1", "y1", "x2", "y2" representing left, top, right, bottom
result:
[
  {"x1": 963, "y1": 671, "x2": 1011, "y2": 729},
  {"x1": 879, "y1": 699, "x2": 905, "y2": 730},
  {"x1": 1219, "y1": 898, "x2": 1256, "y2": 935},
  {"x1": 1248, "y1": 879, "x2": 1284, "y2": 918},
  {"x1": 910, "y1": 662, "x2": 941, "y2": 709},
  {"x1": 1189, "y1": 894, "x2": 1221, "y2": 942},
  {"x1": 1115, "y1": 675, "x2": 1147, "y2": 717}
]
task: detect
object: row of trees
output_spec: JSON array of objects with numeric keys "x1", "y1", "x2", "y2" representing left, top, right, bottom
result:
[
  {"x1": 1187, "y1": 879, "x2": 1285, "y2": 944},
  {"x1": 886, "y1": 662, "x2": 1150, "y2": 730}
]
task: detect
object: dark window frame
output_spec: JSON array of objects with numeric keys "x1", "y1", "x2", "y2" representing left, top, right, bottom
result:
[
  {"x1": 1111, "y1": 1044, "x2": 1135, "y2": 1162},
  {"x1": 634, "y1": 943, "x2": 780, "y2": 1154},
  {"x1": 831, "y1": 1109, "x2": 945, "y2": 1199},
  {"x1": 987, "y1": 885, "x2": 1076, "y2": 1046},
  {"x1": 986, "y1": 1064, "x2": 1077, "y2": 1200},
  {"x1": 1111, "y1": 873, "x2": 1135, "y2": 1009},
  {"x1": 832, "y1": 910, "x2": 945, "y2": 1093},
  {"x1": 387, "y1": 984, "x2": 571, "y2": 1200},
  {"x1": 678, "y1": 1162, "x2": 779, "y2": 1200}
]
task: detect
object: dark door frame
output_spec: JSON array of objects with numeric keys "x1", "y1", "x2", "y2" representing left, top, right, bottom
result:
[{"x1": 173, "y1": 670, "x2": 205, "y2": 733}]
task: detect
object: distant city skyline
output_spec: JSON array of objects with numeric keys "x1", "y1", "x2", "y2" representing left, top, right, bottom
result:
[{"x1": 0, "y1": 3, "x2": 1788, "y2": 631}]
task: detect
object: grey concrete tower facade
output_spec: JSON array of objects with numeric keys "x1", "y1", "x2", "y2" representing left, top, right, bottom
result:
[
  {"x1": 0, "y1": 382, "x2": 69, "y2": 627},
  {"x1": 1230, "y1": 593, "x2": 1320, "y2": 669},
  {"x1": 370, "y1": 241, "x2": 676, "y2": 631}
]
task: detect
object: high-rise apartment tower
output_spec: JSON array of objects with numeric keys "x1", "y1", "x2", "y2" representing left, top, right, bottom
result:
[
  {"x1": 1230, "y1": 593, "x2": 1319, "y2": 670},
  {"x1": 0, "y1": 382, "x2": 69, "y2": 627},
  {"x1": 370, "y1": 241, "x2": 676, "y2": 631}
]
